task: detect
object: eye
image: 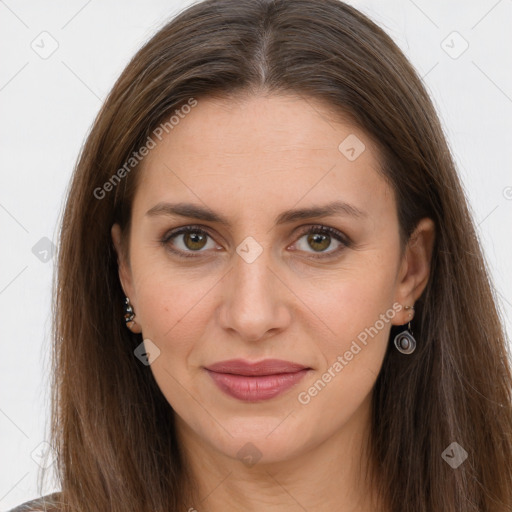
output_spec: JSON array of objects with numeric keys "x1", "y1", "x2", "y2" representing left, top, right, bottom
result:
[
  {"x1": 161, "y1": 225, "x2": 219, "y2": 258},
  {"x1": 290, "y1": 225, "x2": 350, "y2": 259},
  {"x1": 161, "y1": 224, "x2": 350, "y2": 260}
]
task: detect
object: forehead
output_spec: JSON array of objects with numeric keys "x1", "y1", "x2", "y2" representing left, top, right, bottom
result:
[{"x1": 132, "y1": 93, "x2": 392, "y2": 221}]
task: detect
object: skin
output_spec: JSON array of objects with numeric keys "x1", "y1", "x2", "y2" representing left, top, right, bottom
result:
[{"x1": 112, "y1": 92, "x2": 435, "y2": 512}]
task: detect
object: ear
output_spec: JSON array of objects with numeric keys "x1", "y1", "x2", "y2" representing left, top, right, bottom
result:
[
  {"x1": 392, "y1": 217, "x2": 435, "y2": 325},
  {"x1": 111, "y1": 223, "x2": 142, "y2": 334}
]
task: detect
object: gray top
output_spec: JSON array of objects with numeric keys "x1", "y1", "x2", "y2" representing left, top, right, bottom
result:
[{"x1": 7, "y1": 492, "x2": 61, "y2": 511}]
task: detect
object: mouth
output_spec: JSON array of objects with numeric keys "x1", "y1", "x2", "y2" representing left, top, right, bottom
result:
[{"x1": 204, "y1": 359, "x2": 311, "y2": 402}]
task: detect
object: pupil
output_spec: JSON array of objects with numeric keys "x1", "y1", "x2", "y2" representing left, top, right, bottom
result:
[
  {"x1": 185, "y1": 232, "x2": 206, "y2": 250},
  {"x1": 308, "y1": 233, "x2": 330, "y2": 252}
]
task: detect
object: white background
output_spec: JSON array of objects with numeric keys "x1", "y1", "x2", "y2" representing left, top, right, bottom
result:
[{"x1": 1, "y1": 0, "x2": 511, "y2": 508}]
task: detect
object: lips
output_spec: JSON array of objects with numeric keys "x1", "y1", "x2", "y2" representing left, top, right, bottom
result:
[
  {"x1": 204, "y1": 359, "x2": 311, "y2": 401},
  {"x1": 205, "y1": 358, "x2": 308, "y2": 375}
]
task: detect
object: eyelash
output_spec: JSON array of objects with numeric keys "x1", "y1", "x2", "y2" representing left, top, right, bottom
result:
[{"x1": 160, "y1": 224, "x2": 351, "y2": 260}]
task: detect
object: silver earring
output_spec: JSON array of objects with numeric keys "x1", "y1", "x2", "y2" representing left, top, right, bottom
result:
[
  {"x1": 394, "y1": 305, "x2": 416, "y2": 354},
  {"x1": 124, "y1": 296, "x2": 135, "y2": 324}
]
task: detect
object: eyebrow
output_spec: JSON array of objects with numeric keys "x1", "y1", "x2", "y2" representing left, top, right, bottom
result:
[{"x1": 145, "y1": 200, "x2": 366, "y2": 226}]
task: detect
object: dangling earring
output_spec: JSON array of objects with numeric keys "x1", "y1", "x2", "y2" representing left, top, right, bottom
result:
[
  {"x1": 123, "y1": 297, "x2": 142, "y2": 334},
  {"x1": 124, "y1": 296, "x2": 135, "y2": 326},
  {"x1": 394, "y1": 305, "x2": 416, "y2": 354}
]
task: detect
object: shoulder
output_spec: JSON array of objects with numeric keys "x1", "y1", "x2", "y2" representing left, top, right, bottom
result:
[{"x1": 7, "y1": 492, "x2": 62, "y2": 512}]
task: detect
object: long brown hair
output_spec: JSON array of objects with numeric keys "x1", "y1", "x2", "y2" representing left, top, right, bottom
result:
[{"x1": 42, "y1": 0, "x2": 512, "y2": 510}]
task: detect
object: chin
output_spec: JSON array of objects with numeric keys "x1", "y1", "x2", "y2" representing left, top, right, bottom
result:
[{"x1": 203, "y1": 417, "x2": 316, "y2": 466}]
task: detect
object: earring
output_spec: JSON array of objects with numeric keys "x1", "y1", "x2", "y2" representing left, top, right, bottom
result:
[
  {"x1": 394, "y1": 305, "x2": 416, "y2": 354},
  {"x1": 124, "y1": 296, "x2": 135, "y2": 325}
]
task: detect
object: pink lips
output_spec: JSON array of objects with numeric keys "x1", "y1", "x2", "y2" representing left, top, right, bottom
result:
[{"x1": 204, "y1": 358, "x2": 310, "y2": 402}]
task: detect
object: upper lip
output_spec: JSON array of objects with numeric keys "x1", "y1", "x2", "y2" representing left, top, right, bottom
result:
[{"x1": 205, "y1": 358, "x2": 309, "y2": 376}]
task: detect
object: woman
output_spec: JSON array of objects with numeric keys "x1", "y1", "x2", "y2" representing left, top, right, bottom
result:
[{"x1": 10, "y1": 0, "x2": 512, "y2": 510}]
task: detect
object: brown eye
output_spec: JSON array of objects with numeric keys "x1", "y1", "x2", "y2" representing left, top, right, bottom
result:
[
  {"x1": 292, "y1": 225, "x2": 350, "y2": 259},
  {"x1": 182, "y1": 231, "x2": 208, "y2": 251},
  {"x1": 161, "y1": 226, "x2": 218, "y2": 258},
  {"x1": 306, "y1": 232, "x2": 332, "y2": 252}
]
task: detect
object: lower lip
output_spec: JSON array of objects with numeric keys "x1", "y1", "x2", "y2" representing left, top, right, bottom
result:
[{"x1": 205, "y1": 369, "x2": 310, "y2": 402}]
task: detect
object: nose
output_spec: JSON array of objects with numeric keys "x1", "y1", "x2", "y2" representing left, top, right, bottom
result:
[{"x1": 217, "y1": 243, "x2": 292, "y2": 342}]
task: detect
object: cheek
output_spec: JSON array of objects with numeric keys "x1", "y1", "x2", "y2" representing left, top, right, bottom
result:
[
  {"x1": 296, "y1": 254, "x2": 397, "y2": 397},
  {"x1": 134, "y1": 271, "x2": 217, "y2": 346},
  {"x1": 299, "y1": 252, "x2": 398, "y2": 346},
  {"x1": 293, "y1": 279, "x2": 394, "y2": 433},
  {"x1": 132, "y1": 271, "x2": 213, "y2": 409}
]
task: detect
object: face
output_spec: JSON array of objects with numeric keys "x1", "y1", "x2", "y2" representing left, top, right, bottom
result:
[{"x1": 112, "y1": 93, "x2": 433, "y2": 466}]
